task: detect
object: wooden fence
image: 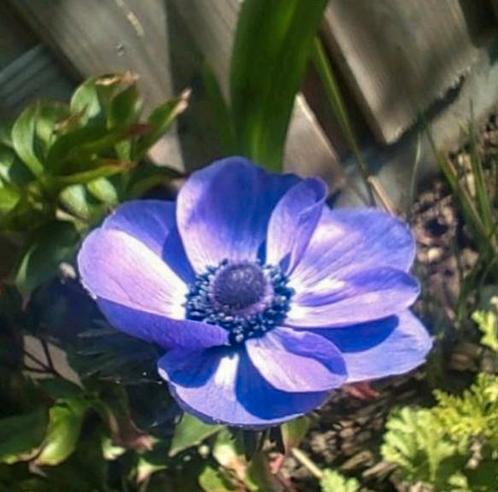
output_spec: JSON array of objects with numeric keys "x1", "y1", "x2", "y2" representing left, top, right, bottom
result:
[{"x1": 1, "y1": 0, "x2": 497, "y2": 204}]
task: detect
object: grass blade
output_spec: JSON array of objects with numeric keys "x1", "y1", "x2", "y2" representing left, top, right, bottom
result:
[{"x1": 230, "y1": 0, "x2": 327, "y2": 171}]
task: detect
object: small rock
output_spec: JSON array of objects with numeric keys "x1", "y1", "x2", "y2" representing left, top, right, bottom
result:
[{"x1": 427, "y1": 247, "x2": 443, "y2": 263}]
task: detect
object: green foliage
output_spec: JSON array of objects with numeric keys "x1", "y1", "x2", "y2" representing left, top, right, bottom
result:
[
  {"x1": 382, "y1": 407, "x2": 462, "y2": 488},
  {"x1": 312, "y1": 38, "x2": 374, "y2": 205},
  {"x1": 428, "y1": 120, "x2": 498, "y2": 323},
  {"x1": 205, "y1": 0, "x2": 328, "y2": 171},
  {"x1": 35, "y1": 397, "x2": 90, "y2": 466},
  {"x1": 320, "y1": 469, "x2": 360, "y2": 492},
  {"x1": 473, "y1": 308, "x2": 498, "y2": 353},
  {"x1": 169, "y1": 413, "x2": 222, "y2": 457},
  {"x1": 433, "y1": 374, "x2": 498, "y2": 446},
  {"x1": 280, "y1": 416, "x2": 310, "y2": 454},
  {"x1": 0, "y1": 409, "x2": 49, "y2": 464},
  {"x1": 0, "y1": 72, "x2": 187, "y2": 293},
  {"x1": 230, "y1": 0, "x2": 328, "y2": 170},
  {"x1": 382, "y1": 373, "x2": 498, "y2": 491}
]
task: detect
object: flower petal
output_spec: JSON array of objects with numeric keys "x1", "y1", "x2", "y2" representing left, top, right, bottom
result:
[
  {"x1": 78, "y1": 228, "x2": 187, "y2": 319},
  {"x1": 176, "y1": 157, "x2": 299, "y2": 272},
  {"x1": 98, "y1": 300, "x2": 228, "y2": 349},
  {"x1": 286, "y1": 267, "x2": 419, "y2": 327},
  {"x1": 265, "y1": 178, "x2": 327, "y2": 273},
  {"x1": 315, "y1": 311, "x2": 432, "y2": 382},
  {"x1": 158, "y1": 346, "x2": 329, "y2": 428},
  {"x1": 246, "y1": 327, "x2": 346, "y2": 392},
  {"x1": 102, "y1": 200, "x2": 194, "y2": 283},
  {"x1": 291, "y1": 207, "x2": 416, "y2": 292}
]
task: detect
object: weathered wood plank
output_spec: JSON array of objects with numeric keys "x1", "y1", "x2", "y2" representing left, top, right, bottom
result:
[
  {"x1": 8, "y1": 0, "x2": 183, "y2": 169},
  {"x1": 0, "y1": 45, "x2": 73, "y2": 117},
  {"x1": 323, "y1": 0, "x2": 483, "y2": 144},
  {"x1": 170, "y1": 0, "x2": 344, "y2": 187},
  {"x1": 0, "y1": 3, "x2": 36, "y2": 69}
]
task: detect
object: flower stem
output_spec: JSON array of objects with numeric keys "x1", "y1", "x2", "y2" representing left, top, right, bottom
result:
[{"x1": 291, "y1": 448, "x2": 322, "y2": 479}]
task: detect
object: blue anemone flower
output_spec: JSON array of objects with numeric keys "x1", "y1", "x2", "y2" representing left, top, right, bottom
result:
[{"x1": 78, "y1": 157, "x2": 432, "y2": 428}]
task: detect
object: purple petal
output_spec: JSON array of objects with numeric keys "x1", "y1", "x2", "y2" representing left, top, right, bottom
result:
[
  {"x1": 78, "y1": 228, "x2": 187, "y2": 319},
  {"x1": 176, "y1": 157, "x2": 299, "y2": 273},
  {"x1": 102, "y1": 200, "x2": 194, "y2": 283},
  {"x1": 315, "y1": 311, "x2": 432, "y2": 382},
  {"x1": 265, "y1": 178, "x2": 327, "y2": 273},
  {"x1": 291, "y1": 208, "x2": 416, "y2": 293},
  {"x1": 286, "y1": 267, "x2": 419, "y2": 328},
  {"x1": 98, "y1": 300, "x2": 228, "y2": 349},
  {"x1": 158, "y1": 346, "x2": 329, "y2": 428},
  {"x1": 246, "y1": 327, "x2": 346, "y2": 392}
]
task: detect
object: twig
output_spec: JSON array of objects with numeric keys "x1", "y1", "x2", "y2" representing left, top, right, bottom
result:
[
  {"x1": 40, "y1": 338, "x2": 55, "y2": 372},
  {"x1": 23, "y1": 364, "x2": 50, "y2": 374},
  {"x1": 291, "y1": 448, "x2": 322, "y2": 480}
]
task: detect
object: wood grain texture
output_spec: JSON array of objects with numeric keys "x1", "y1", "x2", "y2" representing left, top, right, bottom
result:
[
  {"x1": 171, "y1": 0, "x2": 343, "y2": 186},
  {"x1": 0, "y1": 3, "x2": 36, "y2": 69},
  {"x1": 0, "y1": 45, "x2": 73, "y2": 117},
  {"x1": 323, "y1": 0, "x2": 482, "y2": 144}
]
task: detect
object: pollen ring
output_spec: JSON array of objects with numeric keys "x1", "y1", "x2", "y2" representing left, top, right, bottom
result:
[{"x1": 185, "y1": 260, "x2": 294, "y2": 344}]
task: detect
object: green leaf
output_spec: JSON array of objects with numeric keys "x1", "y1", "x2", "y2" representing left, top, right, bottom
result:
[
  {"x1": 433, "y1": 373, "x2": 498, "y2": 443},
  {"x1": 52, "y1": 160, "x2": 131, "y2": 188},
  {"x1": 40, "y1": 423, "x2": 111, "y2": 492},
  {"x1": 135, "y1": 90, "x2": 190, "y2": 160},
  {"x1": 70, "y1": 76, "x2": 114, "y2": 128},
  {"x1": 0, "y1": 183, "x2": 20, "y2": 215},
  {"x1": 473, "y1": 309, "x2": 498, "y2": 353},
  {"x1": 0, "y1": 144, "x2": 34, "y2": 187},
  {"x1": 381, "y1": 407, "x2": 460, "y2": 486},
  {"x1": 0, "y1": 121, "x2": 13, "y2": 147},
  {"x1": 35, "y1": 102, "x2": 73, "y2": 155},
  {"x1": 11, "y1": 104, "x2": 44, "y2": 176},
  {"x1": 37, "y1": 378, "x2": 83, "y2": 400},
  {"x1": 169, "y1": 413, "x2": 222, "y2": 457},
  {"x1": 230, "y1": 0, "x2": 327, "y2": 170},
  {"x1": 15, "y1": 222, "x2": 79, "y2": 293},
  {"x1": 46, "y1": 126, "x2": 132, "y2": 174},
  {"x1": 36, "y1": 398, "x2": 90, "y2": 466},
  {"x1": 71, "y1": 73, "x2": 141, "y2": 130},
  {"x1": 320, "y1": 469, "x2": 360, "y2": 492},
  {"x1": 59, "y1": 184, "x2": 98, "y2": 221},
  {"x1": 126, "y1": 163, "x2": 181, "y2": 199},
  {"x1": 202, "y1": 63, "x2": 236, "y2": 154},
  {"x1": 87, "y1": 177, "x2": 119, "y2": 205},
  {"x1": 0, "y1": 409, "x2": 48, "y2": 464},
  {"x1": 108, "y1": 80, "x2": 143, "y2": 129},
  {"x1": 312, "y1": 38, "x2": 374, "y2": 204},
  {"x1": 199, "y1": 465, "x2": 239, "y2": 492},
  {"x1": 280, "y1": 416, "x2": 310, "y2": 453},
  {"x1": 100, "y1": 435, "x2": 125, "y2": 461}
]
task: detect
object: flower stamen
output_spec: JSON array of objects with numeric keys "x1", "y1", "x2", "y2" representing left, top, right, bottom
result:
[{"x1": 185, "y1": 260, "x2": 293, "y2": 344}]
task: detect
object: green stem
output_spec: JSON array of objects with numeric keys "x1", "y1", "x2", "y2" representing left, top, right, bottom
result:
[{"x1": 312, "y1": 37, "x2": 375, "y2": 206}]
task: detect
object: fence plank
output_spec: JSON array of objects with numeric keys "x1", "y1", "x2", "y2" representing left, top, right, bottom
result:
[
  {"x1": 0, "y1": 45, "x2": 73, "y2": 117},
  {"x1": 323, "y1": 0, "x2": 483, "y2": 144},
  {"x1": 170, "y1": 0, "x2": 344, "y2": 186},
  {"x1": 0, "y1": 3, "x2": 36, "y2": 69}
]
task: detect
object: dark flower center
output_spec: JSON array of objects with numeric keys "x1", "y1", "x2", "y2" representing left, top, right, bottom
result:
[
  {"x1": 212, "y1": 263, "x2": 266, "y2": 310},
  {"x1": 185, "y1": 260, "x2": 294, "y2": 345}
]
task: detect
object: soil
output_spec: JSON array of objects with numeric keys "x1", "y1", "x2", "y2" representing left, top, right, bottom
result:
[{"x1": 284, "y1": 113, "x2": 498, "y2": 492}]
